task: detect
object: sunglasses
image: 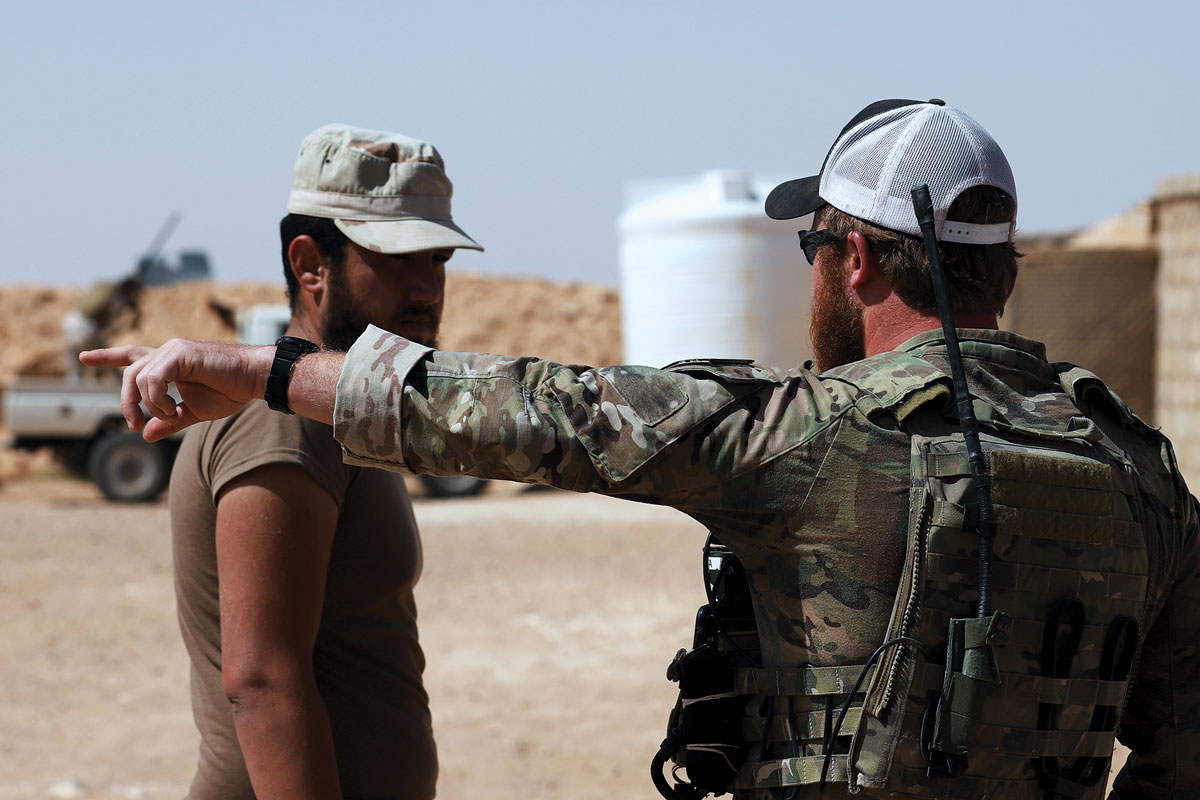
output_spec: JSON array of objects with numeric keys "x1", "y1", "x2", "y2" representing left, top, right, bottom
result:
[{"x1": 797, "y1": 229, "x2": 842, "y2": 265}]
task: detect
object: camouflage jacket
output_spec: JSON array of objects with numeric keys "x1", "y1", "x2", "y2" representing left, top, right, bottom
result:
[{"x1": 333, "y1": 324, "x2": 1200, "y2": 797}]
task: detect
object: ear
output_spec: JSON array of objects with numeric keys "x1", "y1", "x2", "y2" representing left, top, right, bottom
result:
[
  {"x1": 843, "y1": 231, "x2": 880, "y2": 292},
  {"x1": 287, "y1": 235, "x2": 327, "y2": 300}
]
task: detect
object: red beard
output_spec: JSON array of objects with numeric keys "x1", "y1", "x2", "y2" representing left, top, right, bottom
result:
[{"x1": 809, "y1": 260, "x2": 865, "y2": 372}]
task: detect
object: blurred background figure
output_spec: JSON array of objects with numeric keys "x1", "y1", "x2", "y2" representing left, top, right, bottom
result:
[
  {"x1": 62, "y1": 273, "x2": 142, "y2": 384},
  {"x1": 61, "y1": 212, "x2": 211, "y2": 383}
]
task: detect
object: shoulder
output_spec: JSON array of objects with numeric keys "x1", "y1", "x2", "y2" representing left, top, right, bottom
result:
[
  {"x1": 661, "y1": 357, "x2": 794, "y2": 384},
  {"x1": 656, "y1": 356, "x2": 891, "y2": 423},
  {"x1": 1053, "y1": 361, "x2": 1157, "y2": 434},
  {"x1": 199, "y1": 401, "x2": 317, "y2": 458},
  {"x1": 1053, "y1": 359, "x2": 1182, "y2": 480},
  {"x1": 821, "y1": 350, "x2": 953, "y2": 423},
  {"x1": 196, "y1": 401, "x2": 354, "y2": 504}
]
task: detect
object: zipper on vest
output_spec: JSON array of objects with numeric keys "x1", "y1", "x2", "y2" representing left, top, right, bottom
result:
[{"x1": 870, "y1": 497, "x2": 930, "y2": 717}]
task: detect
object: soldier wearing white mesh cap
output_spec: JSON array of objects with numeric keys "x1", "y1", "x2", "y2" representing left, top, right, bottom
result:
[
  {"x1": 763, "y1": 98, "x2": 1020, "y2": 373},
  {"x1": 88, "y1": 100, "x2": 1200, "y2": 799}
]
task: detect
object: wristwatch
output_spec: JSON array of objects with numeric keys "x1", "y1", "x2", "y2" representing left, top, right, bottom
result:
[{"x1": 265, "y1": 336, "x2": 320, "y2": 414}]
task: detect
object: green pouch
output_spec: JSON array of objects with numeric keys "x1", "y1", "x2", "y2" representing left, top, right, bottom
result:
[{"x1": 930, "y1": 611, "x2": 1011, "y2": 758}]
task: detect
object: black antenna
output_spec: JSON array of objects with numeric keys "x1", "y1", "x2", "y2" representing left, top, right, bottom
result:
[{"x1": 910, "y1": 185, "x2": 996, "y2": 617}]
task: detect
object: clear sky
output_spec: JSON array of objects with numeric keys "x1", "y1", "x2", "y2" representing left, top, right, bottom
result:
[{"x1": 2, "y1": 1, "x2": 1196, "y2": 287}]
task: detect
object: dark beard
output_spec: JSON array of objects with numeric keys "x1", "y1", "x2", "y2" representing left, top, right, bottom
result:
[
  {"x1": 809, "y1": 262, "x2": 865, "y2": 372},
  {"x1": 321, "y1": 271, "x2": 440, "y2": 352}
]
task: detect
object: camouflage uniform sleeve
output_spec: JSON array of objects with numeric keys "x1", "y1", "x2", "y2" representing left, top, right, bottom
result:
[
  {"x1": 334, "y1": 325, "x2": 434, "y2": 472},
  {"x1": 1111, "y1": 461, "x2": 1200, "y2": 797},
  {"x1": 331, "y1": 325, "x2": 838, "y2": 498}
]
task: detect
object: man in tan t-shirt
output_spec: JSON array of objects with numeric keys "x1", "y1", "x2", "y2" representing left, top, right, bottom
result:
[{"x1": 170, "y1": 124, "x2": 482, "y2": 800}]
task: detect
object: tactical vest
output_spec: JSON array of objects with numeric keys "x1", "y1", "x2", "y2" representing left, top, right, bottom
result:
[{"x1": 656, "y1": 355, "x2": 1152, "y2": 800}]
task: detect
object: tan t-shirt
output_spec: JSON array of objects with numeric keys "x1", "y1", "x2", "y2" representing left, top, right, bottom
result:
[{"x1": 170, "y1": 400, "x2": 436, "y2": 800}]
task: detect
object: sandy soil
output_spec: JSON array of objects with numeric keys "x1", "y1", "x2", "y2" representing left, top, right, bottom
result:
[{"x1": 0, "y1": 476, "x2": 707, "y2": 800}]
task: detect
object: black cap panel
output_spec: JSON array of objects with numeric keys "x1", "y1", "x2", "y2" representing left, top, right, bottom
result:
[
  {"x1": 836, "y1": 99, "x2": 925, "y2": 142},
  {"x1": 764, "y1": 176, "x2": 822, "y2": 220},
  {"x1": 764, "y1": 98, "x2": 926, "y2": 221}
]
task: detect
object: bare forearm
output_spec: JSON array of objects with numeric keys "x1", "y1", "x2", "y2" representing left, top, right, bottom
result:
[
  {"x1": 287, "y1": 351, "x2": 345, "y2": 426},
  {"x1": 229, "y1": 681, "x2": 342, "y2": 800}
]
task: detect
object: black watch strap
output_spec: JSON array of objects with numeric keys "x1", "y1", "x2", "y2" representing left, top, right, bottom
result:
[{"x1": 265, "y1": 336, "x2": 320, "y2": 414}]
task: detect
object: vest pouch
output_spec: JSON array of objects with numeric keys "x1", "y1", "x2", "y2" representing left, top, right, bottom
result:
[
  {"x1": 655, "y1": 545, "x2": 756, "y2": 800},
  {"x1": 655, "y1": 643, "x2": 748, "y2": 799},
  {"x1": 925, "y1": 611, "x2": 1010, "y2": 773},
  {"x1": 681, "y1": 646, "x2": 748, "y2": 790}
]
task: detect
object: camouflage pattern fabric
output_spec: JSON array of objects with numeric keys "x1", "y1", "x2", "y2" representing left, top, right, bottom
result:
[
  {"x1": 841, "y1": 425, "x2": 1147, "y2": 799},
  {"x1": 333, "y1": 324, "x2": 1200, "y2": 798}
]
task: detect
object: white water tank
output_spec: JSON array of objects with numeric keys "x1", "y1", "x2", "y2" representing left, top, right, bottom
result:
[{"x1": 617, "y1": 169, "x2": 812, "y2": 369}]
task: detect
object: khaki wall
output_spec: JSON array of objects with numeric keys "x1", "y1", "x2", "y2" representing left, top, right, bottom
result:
[
  {"x1": 1003, "y1": 246, "x2": 1157, "y2": 422},
  {"x1": 1155, "y1": 174, "x2": 1200, "y2": 476}
]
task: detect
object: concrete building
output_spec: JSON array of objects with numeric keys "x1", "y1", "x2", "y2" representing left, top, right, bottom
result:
[{"x1": 1154, "y1": 174, "x2": 1200, "y2": 476}]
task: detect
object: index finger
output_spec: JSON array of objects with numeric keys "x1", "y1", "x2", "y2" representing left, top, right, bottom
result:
[{"x1": 79, "y1": 344, "x2": 156, "y2": 368}]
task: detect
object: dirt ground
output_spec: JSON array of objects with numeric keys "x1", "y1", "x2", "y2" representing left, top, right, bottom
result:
[
  {"x1": 0, "y1": 474, "x2": 708, "y2": 800},
  {"x1": 0, "y1": 471, "x2": 1131, "y2": 799}
]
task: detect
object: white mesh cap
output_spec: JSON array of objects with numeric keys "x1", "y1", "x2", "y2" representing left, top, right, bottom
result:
[{"x1": 765, "y1": 99, "x2": 1016, "y2": 244}]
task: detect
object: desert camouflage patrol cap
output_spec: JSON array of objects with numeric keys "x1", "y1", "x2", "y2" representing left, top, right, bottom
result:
[{"x1": 287, "y1": 123, "x2": 483, "y2": 255}]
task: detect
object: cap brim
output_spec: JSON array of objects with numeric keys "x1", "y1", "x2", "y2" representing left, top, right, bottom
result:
[
  {"x1": 335, "y1": 218, "x2": 484, "y2": 255},
  {"x1": 764, "y1": 176, "x2": 824, "y2": 221}
]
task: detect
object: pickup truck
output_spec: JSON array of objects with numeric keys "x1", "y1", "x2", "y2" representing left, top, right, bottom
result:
[
  {"x1": 3, "y1": 304, "x2": 487, "y2": 502},
  {"x1": 4, "y1": 376, "x2": 180, "y2": 501}
]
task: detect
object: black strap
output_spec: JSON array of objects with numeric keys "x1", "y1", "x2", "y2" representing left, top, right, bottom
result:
[
  {"x1": 264, "y1": 336, "x2": 319, "y2": 414},
  {"x1": 1033, "y1": 595, "x2": 1087, "y2": 799},
  {"x1": 1062, "y1": 615, "x2": 1140, "y2": 791}
]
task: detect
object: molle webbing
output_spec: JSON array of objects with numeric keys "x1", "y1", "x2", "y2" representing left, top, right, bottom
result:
[
  {"x1": 736, "y1": 667, "x2": 869, "y2": 744},
  {"x1": 886, "y1": 767, "x2": 1080, "y2": 800},
  {"x1": 737, "y1": 753, "x2": 850, "y2": 789},
  {"x1": 886, "y1": 725, "x2": 1114, "y2": 777},
  {"x1": 926, "y1": 450, "x2": 1139, "y2": 547},
  {"x1": 732, "y1": 664, "x2": 874, "y2": 789},
  {"x1": 846, "y1": 436, "x2": 1149, "y2": 798},
  {"x1": 909, "y1": 662, "x2": 1128, "y2": 724},
  {"x1": 920, "y1": 608, "x2": 1130, "y2": 658},
  {"x1": 924, "y1": 545, "x2": 1147, "y2": 599},
  {"x1": 737, "y1": 664, "x2": 876, "y2": 696},
  {"x1": 743, "y1": 707, "x2": 864, "y2": 743}
]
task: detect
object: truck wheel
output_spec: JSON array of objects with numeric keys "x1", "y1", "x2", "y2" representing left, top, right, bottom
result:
[
  {"x1": 419, "y1": 474, "x2": 488, "y2": 499},
  {"x1": 87, "y1": 433, "x2": 172, "y2": 502}
]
